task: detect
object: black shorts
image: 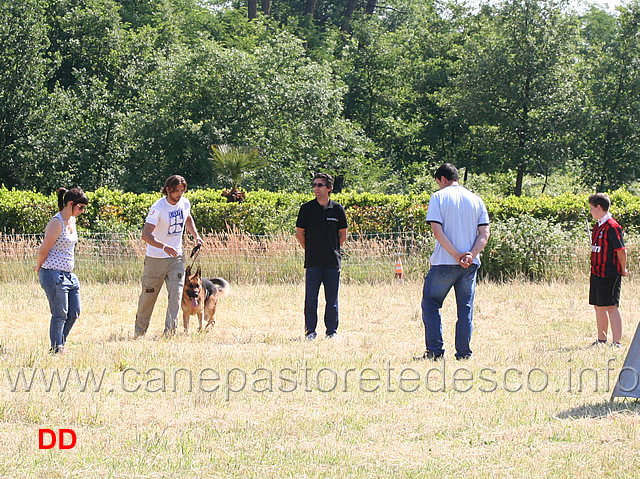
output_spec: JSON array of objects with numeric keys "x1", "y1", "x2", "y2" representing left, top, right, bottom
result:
[{"x1": 589, "y1": 274, "x2": 621, "y2": 307}]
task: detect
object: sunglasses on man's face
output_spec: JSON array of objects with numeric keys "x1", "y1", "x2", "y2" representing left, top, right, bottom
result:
[
  {"x1": 75, "y1": 204, "x2": 87, "y2": 211},
  {"x1": 312, "y1": 183, "x2": 327, "y2": 188}
]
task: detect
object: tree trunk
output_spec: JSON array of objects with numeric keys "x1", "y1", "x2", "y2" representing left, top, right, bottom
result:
[
  {"x1": 342, "y1": 0, "x2": 359, "y2": 31},
  {"x1": 261, "y1": 0, "x2": 271, "y2": 16},
  {"x1": 515, "y1": 129, "x2": 527, "y2": 196},
  {"x1": 515, "y1": 160, "x2": 525, "y2": 197},
  {"x1": 365, "y1": 0, "x2": 377, "y2": 14},
  {"x1": 515, "y1": 74, "x2": 532, "y2": 197},
  {"x1": 305, "y1": 0, "x2": 318, "y2": 15},
  {"x1": 248, "y1": 0, "x2": 257, "y2": 19}
]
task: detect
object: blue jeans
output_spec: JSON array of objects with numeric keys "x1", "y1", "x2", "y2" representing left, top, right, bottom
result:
[
  {"x1": 304, "y1": 267, "x2": 340, "y2": 336},
  {"x1": 39, "y1": 269, "x2": 81, "y2": 353},
  {"x1": 421, "y1": 264, "x2": 478, "y2": 359}
]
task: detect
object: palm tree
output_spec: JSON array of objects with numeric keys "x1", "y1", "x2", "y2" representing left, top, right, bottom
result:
[{"x1": 209, "y1": 145, "x2": 267, "y2": 202}]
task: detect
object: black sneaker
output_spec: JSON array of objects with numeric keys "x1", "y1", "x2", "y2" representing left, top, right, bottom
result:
[
  {"x1": 305, "y1": 332, "x2": 317, "y2": 341},
  {"x1": 413, "y1": 350, "x2": 444, "y2": 361}
]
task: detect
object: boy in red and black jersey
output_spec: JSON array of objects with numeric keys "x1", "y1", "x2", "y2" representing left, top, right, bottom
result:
[{"x1": 588, "y1": 193, "x2": 628, "y2": 348}]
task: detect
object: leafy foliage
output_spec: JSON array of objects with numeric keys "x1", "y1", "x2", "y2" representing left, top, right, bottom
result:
[
  {"x1": 447, "y1": 0, "x2": 582, "y2": 196},
  {"x1": 209, "y1": 144, "x2": 267, "y2": 190},
  {"x1": 4, "y1": 186, "x2": 640, "y2": 237},
  {"x1": 0, "y1": 188, "x2": 55, "y2": 234},
  {"x1": 482, "y1": 215, "x2": 583, "y2": 280},
  {"x1": 578, "y1": 4, "x2": 640, "y2": 192},
  {"x1": 0, "y1": 0, "x2": 49, "y2": 187},
  {"x1": 1, "y1": 0, "x2": 640, "y2": 195}
]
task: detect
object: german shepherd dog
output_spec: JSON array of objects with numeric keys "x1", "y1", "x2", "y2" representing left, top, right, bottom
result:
[{"x1": 182, "y1": 265, "x2": 230, "y2": 333}]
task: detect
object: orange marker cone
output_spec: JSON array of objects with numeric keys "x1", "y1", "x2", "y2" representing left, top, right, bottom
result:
[{"x1": 395, "y1": 257, "x2": 404, "y2": 280}]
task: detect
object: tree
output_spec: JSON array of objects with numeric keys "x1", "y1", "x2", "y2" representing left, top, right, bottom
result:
[
  {"x1": 21, "y1": 75, "x2": 129, "y2": 191},
  {"x1": 209, "y1": 144, "x2": 267, "y2": 201},
  {"x1": 579, "y1": 4, "x2": 640, "y2": 191},
  {"x1": 340, "y1": 2, "x2": 460, "y2": 191},
  {"x1": 44, "y1": 0, "x2": 124, "y2": 89},
  {"x1": 262, "y1": 0, "x2": 271, "y2": 16},
  {"x1": 342, "y1": 18, "x2": 405, "y2": 156},
  {"x1": 304, "y1": 0, "x2": 319, "y2": 16},
  {"x1": 18, "y1": 3, "x2": 160, "y2": 192},
  {"x1": 124, "y1": 33, "x2": 372, "y2": 192},
  {"x1": 365, "y1": 0, "x2": 377, "y2": 14},
  {"x1": 342, "y1": 0, "x2": 359, "y2": 31},
  {"x1": 0, "y1": 0, "x2": 49, "y2": 188},
  {"x1": 449, "y1": 0, "x2": 581, "y2": 195}
]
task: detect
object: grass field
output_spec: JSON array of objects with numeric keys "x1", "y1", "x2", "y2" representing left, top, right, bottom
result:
[{"x1": 1, "y1": 278, "x2": 640, "y2": 478}]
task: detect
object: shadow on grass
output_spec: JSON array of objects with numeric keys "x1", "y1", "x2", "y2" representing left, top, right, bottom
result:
[
  {"x1": 557, "y1": 398, "x2": 640, "y2": 419},
  {"x1": 107, "y1": 332, "x2": 133, "y2": 343},
  {"x1": 105, "y1": 329, "x2": 289, "y2": 345},
  {"x1": 553, "y1": 343, "x2": 625, "y2": 353}
]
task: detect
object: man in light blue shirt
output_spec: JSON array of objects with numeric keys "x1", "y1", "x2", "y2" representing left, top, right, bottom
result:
[{"x1": 418, "y1": 163, "x2": 490, "y2": 360}]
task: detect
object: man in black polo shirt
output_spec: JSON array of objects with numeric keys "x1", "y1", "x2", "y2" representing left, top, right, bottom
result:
[{"x1": 295, "y1": 173, "x2": 348, "y2": 340}]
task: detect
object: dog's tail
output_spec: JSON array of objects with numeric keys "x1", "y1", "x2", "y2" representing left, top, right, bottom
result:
[{"x1": 209, "y1": 278, "x2": 230, "y2": 297}]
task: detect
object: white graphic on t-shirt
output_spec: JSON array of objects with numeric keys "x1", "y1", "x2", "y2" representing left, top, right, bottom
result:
[{"x1": 168, "y1": 210, "x2": 184, "y2": 235}]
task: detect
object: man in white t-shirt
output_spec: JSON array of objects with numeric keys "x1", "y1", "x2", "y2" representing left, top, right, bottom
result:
[
  {"x1": 134, "y1": 175, "x2": 203, "y2": 337},
  {"x1": 417, "y1": 163, "x2": 490, "y2": 361}
]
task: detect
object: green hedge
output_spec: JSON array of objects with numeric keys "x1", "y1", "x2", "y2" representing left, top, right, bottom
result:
[
  {"x1": 0, "y1": 188, "x2": 57, "y2": 234},
  {"x1": 2, "y1": 186, "x2": 639, "y2": 235}
]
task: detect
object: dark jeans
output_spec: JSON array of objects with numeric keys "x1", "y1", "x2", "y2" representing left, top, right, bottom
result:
[
  {"x1": 304, "y1": 267, "x2": 340, "y2": 336},
  {"x1": 421, "y1": 264, "x2": 478, "y2": 359}
]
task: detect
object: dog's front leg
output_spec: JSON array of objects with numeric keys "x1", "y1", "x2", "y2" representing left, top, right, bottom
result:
[
  {"x1": 197, "y1": 311, "x2": 204, "y2": 331},
  {"x1": 183, "y1": 312, "x2": 190, "y2": 334}
]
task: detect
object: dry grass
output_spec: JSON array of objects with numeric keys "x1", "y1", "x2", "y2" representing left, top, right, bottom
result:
[{"x1": 1, "y1": 278, "x2": 640, "y2": 478}]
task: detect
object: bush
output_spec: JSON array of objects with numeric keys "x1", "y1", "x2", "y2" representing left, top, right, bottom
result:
[
  {"x1": 85, "y1": 187, "x2": 160, "y2": 233},
  {"x1": 0, "y1": 187, "x2": 56, "y2": 234},
  {"x1": 2, "y1": 186, "x2": 640, "y2": 237},
  {"x1": 482, "y1": 216, "x2": 585, "y2": 281}
]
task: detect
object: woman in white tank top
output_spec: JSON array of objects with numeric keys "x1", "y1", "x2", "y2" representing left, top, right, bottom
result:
[{"x1": 34, "y1": 187, "x2": 88, "y2": 354}]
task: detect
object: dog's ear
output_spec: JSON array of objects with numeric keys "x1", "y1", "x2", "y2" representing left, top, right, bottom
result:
[
  {"x1": 196, "y1": 265, "x2": 201, "y2": 277},
  {"x1": 185, "y1": 265, "x2": 191, "y2": 277}
]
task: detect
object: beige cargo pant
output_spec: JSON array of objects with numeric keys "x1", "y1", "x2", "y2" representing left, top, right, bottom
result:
[{"x1": 134, "y1": 255, "x2": 185, "y2": 337}]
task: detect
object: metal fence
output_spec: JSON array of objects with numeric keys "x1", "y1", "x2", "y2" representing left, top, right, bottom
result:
[
  {"x1": 0, "y1": 232, "x2": 434, "y2": 283},
  {"x1": 3, "y1": 230, "x2": 635, "y2": 283}
]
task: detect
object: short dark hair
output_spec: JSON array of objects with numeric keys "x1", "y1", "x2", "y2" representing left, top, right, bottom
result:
[
  {"x1": 589, "y1": 193, "x2": 611, "y2": 212},
  {"x1": 56, "y1": 187, "x2": 88, "y2": 211},
  {"x1": 434, "y1": 163, "x2": 459, "y2": 182},
  {"x1": 161, "y1": 175, "x2": 188, "y2": 195},
  {"x1": 313, "y1": 172, "x2": 334, "y2": 190}
]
